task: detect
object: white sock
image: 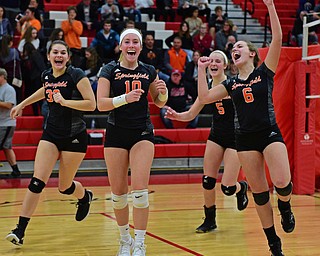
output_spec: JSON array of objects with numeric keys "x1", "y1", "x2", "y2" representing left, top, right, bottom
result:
[
  {"x1": 134, "y1": 229, "x2": 146, "y2": 245},
  {"x1": 119, "y1": 224, "x2": 131, "y2": 242}
]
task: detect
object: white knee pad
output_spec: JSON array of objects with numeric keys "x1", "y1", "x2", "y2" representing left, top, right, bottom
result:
[
  {"x1": 132, "y1": 189, "x2": 149, "y2": 209},
  {"x1": 111, "y1": 193, "x2": 128, "y2": 209}
]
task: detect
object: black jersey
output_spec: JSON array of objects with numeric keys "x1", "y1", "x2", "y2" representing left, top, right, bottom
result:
[
  {"x1": 222, "y1": 62, "x2": 276, "y2": 134},
  {"x1": 98, "y1": 61, "x2": 157, "y2": 129},
  {"x1": 211, "y1": 96, "x2": 235, "y2": 136},
  {"x1": 41, "y1": 66, "x2": 87, "y2": 138}
]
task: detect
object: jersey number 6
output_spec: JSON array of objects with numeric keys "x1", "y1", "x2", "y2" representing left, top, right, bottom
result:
[{"x1": 242, "y1": 87, "x2": 254, "y2": 103}]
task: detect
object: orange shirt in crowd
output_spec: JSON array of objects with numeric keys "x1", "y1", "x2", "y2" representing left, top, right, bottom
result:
[{"x1": 61, "y1": 19, "x2": 83, "y2": 49}]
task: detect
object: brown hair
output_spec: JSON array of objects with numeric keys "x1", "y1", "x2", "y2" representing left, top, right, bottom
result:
[
  {"x1": 47, "y1": 40, "x2": 70, "y2": 56},
  {"x1": 245, "y1": 40, "x2": 260, "y2": 67}
]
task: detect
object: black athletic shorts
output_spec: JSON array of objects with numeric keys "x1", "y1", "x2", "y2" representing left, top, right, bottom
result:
[
  {"x1": 236, "y1": 124, "x2": 284, "y2": 153},
  {"x1": 104, "y1": 123, "x2": 154, "y2": 150},
  {"x1": 208, "y1": 131, "x2": 236, "y2": 149},
  {"x1": 41, "y1": 129, "x2": 88, "y2": 153}
]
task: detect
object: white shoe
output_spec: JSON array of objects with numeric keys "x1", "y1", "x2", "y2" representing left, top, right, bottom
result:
[
  {"x1": 132, "y1": 243, "x2": 146, "y2": 256},
  {"x1": 117, "y1": 237, "x2": 134, "y2": 256}
]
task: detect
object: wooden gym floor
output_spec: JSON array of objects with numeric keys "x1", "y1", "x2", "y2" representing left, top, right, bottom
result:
[{"x1": 0, "y1": 176, "x2": 319, "y2": 256}]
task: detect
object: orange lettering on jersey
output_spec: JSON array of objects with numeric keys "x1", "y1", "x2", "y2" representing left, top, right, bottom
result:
[
  {"x1": 115, "y1": 72, "x2": 149, "y2": 80},
  {"x1": 44, "y1": 81, "x2": 68, "y2": 88},
  {"x1": 231, "y1": 76, "x2": 261, "y2": 90}
]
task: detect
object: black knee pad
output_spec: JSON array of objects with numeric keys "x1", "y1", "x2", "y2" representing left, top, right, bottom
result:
[
  {"x1": 252, "y1": 191, "x2": 270, "y2": 206},
  {"x1": 202, "y1": 175, "x2": 216, "y2": 190},
  {"x1": 59, "y1": 181, "x2": 76, "y2": 195},
  {"x1": 28, "y1": 177, "x2": 46, "y2": 194},
  {"x1": 221, "y1": 184, "x2": 237, "y2": 196},
  {"x1": 275, "y1": 182, "x2": 292, "y2": 196}
]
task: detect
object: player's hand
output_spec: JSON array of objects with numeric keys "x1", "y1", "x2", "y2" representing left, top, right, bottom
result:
[
  {"x1": 53, "y1": 92, "x2": 66, "y2": 106},
  {"x1": 126, "y1": 88, "x2": 144, "y2": 103},
  {"x1": 154, "y1": 79, "x2": 167, "y2": 96},
  {"x1": 163, "y1": 106, "x2": 178, "y2": 120},
  {"x1": 198, "y1": 56, "x2": 212, "y2": 70},
  {"x1": 10, "y1": 105, "x2": 23, "y2": 119}
]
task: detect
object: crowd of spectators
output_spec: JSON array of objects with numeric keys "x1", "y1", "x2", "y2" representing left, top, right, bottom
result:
[{"x1": 1, "y1": 0, "x2": 319, "y2": 127}]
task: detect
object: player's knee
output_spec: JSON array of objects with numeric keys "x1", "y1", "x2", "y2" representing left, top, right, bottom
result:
[
  {"x1": 28, "y1": 177, "x2": 46, "y2": 194},
  {"x1": 202, "y1": 175, "x2": 216, "y2": 190},
  {"x1": 275, "y1": 182, "x2": 292, "y2": 196},
  {"x1": 59, "y1": 182, "x2": 76, "y2": 195},
  {"x1": 221, "y1": 184, "x2": 237, "y2": 196},
  {"x1": 252, "y1": 191, "x2": 270, "y2": 206},
  {"x1": 132, "y1": 189, "x2": 149, "y2": 209},
  {"x1": 111, "y1": 193, "x2": 128, "y2": 209}
]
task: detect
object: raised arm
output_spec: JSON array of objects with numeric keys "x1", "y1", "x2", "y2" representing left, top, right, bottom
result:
[
  {"x1": 197, "y1": 56, "x2": 228, "y2": 104},
  {"x1": 164, "y1": 98, "x2": 204, "y2": 122},
  {"x1": 264, "y1": 0, "x2": 282, "y2": 72}
]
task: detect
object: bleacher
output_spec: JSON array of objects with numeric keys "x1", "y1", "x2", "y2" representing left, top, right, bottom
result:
[{"x1": 3, "y1": 0, "x2": 305, "y2": 175}]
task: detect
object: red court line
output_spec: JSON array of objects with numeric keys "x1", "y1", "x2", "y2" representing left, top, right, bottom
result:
[{"x1": 101, "y1": 213, "x2": 203, "y2": 256}]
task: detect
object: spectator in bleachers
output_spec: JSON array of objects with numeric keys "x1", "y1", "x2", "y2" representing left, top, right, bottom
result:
[
  {"x1": 163, "y1": 36, "x2": 188, "y2": 75},
  {"x1": 160, "y1": 69, "x2": 198, "y2": 128},
  {"x1": 291, "y1": 10, "x2": 318, "y2": 46},
  {"x1": 26, "y1": 0, "x2": 45, "y2": 23},
  {"x1": 165, "y1": 21, "x2": 194, "y2": 61},
  {"x1": 183, "y1": 50, "x2": 200, "y2": 102},
  {"x1": 139, "y1": 33, "x2": 169, "y2": 82},
  {"x1": 135, "y1": 0, "x2": 160, "y2": 21},
  {"x1": 214, "y1": 19, "x2": 237, "y2": 51},
  {"x1": 125, "y1": 19, "x2": 135, "y2": 28},
  {"x1": 0, "y1": 35, "x2": 22, "y2": 103},
  {"x1": 2, "y1": 1, "x2": 20, "y2": 30},
  {"x1": 224, "y1": 34, "x2": 237, "y2": 60},
  {"x1": 195, "y1": 0, "x2": 211, "y2": 23},
  {"x1": 76, "y1": 0, "x2": 99, "y2": 31},
  {"x1": 80, "y1": 47, "x2": 103, "y2": 94},
  {"x1": 177, "y1": 0, "x2": 194, "y2": 20},
  {"x1": 208, "y1": 5, "x2": 227, "y2": 39},
  {"x1": 16, "y1": 7, "x2": 41, "y2": 39},
  {"x1": 0, "y1": 68, "x2": 21, "y2": 177},
  {"x1": 90, "y1": 19, "x2": 120, "y2": 64},
  {"x1": 185, "y1": 7, "x2": 203, "y2": 36},
  {"x1": 125, "y1": 2, "x2": 142, "y2": 22},
  {"x1": 18, "y1": 26, "x2": 40, "y2": 54},
  {"x1": 156, "y1": 0, "x2": 175, "y2": 22},
  {"x1": 298, "y1": 0, "x2": 315, "y2": 14},
  {"x1": 193, "y1": 23, "x2": 214, "y2": 56},
  {"x1": 20, "y1": 42, "x2": 46, "y2": 115},
  {"x1": 101, "y1": 0, "x2": 121, "y2": 21},
  {"x1": 0, "y1": 6, "x2": 14, "y2": 40},
  {"x1": 61, "y1": 6, "x2": 83, "y2": 67},
  {"x1": 46, "y1": 28, "x2": 64, "y2": 52}
]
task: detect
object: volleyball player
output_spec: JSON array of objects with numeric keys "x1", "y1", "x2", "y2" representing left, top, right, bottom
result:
[
  {"x1": 197, "y1": 1, "x2": 294, "y2": 255},
  {"x1": 164, "y1": 50, "x2": 248, "y2": 233},
  {"x1": 6, "y1": 40, "x2": 96, "y2": 246},
  {"x1": 97, "y1": 28, "x2": 168, "y2": 256}
]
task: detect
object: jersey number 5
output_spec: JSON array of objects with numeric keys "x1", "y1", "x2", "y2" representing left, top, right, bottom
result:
[
  {"x1": 215, "y1": 102, "x2": 225, "y2": 115},
  {"x1": 125, "y1": 80, "x2": 142, "y2": 93},
  {"x1": 242, "y1": 88, "x2": 254, "y2": 103},
  {"x1": 46, "y1": 89, "x2": 60, "y2": 102}
]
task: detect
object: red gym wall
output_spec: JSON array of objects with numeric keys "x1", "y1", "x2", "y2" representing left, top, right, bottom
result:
[{"x1": 259, "y1": 45, "x2": 320, "y2": 195}]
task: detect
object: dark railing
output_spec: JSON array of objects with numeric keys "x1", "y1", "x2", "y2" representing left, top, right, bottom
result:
[
  {"x1": 264, "y1": 13, "x2": 270, "y2": 44},
  {"x1": 241, "y1": 0, "x2": 255, "y2": 34},
  {"x1": 225, "y1": 0, "x2": 229, "y2": 18}
]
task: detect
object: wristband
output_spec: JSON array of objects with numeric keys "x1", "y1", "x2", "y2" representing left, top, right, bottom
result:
[
  {"x1": 158, "y1": 88, "x2": 168, "y2": 102},
  {"x1": 112, "y1": 94, "x2": 128, "y2": 108}
]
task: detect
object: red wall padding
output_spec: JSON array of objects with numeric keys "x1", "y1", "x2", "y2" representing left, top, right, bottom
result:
[{"x1": 259, "y1": 45, "x2": 320, "y2": 194}]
